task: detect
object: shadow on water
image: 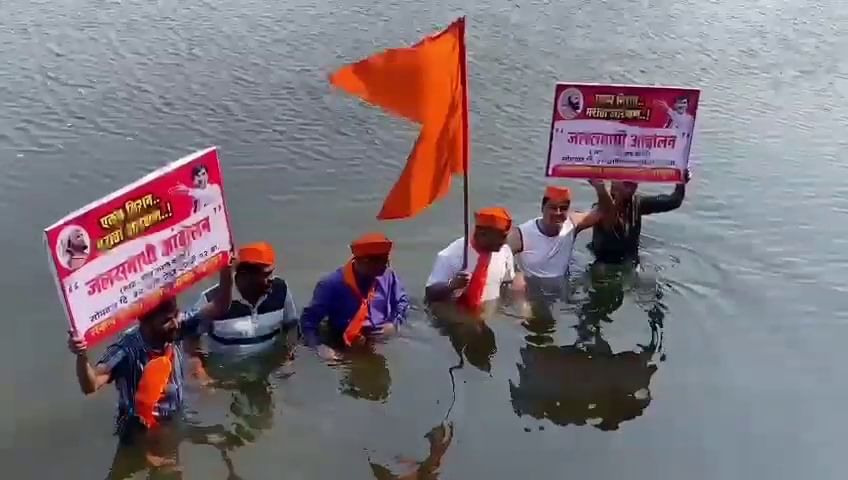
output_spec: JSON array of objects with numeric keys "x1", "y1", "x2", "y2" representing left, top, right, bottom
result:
[
  {"x1": 368, "y1": 422, "x2": 454, "y2": 480},
  {"x1": 337, "y1": 345, "x2": 393, "y2": 403},
  {"x1": 428, "y1": 303, "x2": 498, "y2": 374},
  {"x1": 105, "y1": 336, "x2": 297, "y2": 480},
  {"x1": 509, "y1": 262, "x2": 665, "y2": 431}
]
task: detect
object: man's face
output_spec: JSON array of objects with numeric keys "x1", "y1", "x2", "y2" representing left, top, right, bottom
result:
[
  {"x1": 145, "y1": 304, "x2": 181, "y2": 343},
  {"x1": 236, "y1": 263, "x2": 275, "y2": 298},
  {"x1": 542, "y1": 199, "x2": 570, "y2": 227},
  {"x1": 611, "y1": 181, "x2": 638, "y2": 200},
  {"x1": 69, "y1": 229, "x2": 87, "y2": 250},
  {"x1": 355, "y1": 254, "x2": 390, "y2": 278},
  {"x1": 674, "y1": 98, "x2": 688, "y2": 114},
  {"x1": 193, "y1": 168, "x2": 209, "y2": 189},
  {"x1": 568, "y1": 94, "x2": 581, "y2": 111},
  {"x1": 473, "y1": 226, "x2": 508, "y2": 253}
]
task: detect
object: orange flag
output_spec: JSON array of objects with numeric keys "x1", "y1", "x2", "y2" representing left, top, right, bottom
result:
[{"x1": 329, "y1": 17, "x2": 469, "y2": 220}]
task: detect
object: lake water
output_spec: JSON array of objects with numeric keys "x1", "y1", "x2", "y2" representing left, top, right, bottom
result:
[{"x1": 2, "y1": 0, "x2": 848, "y2": 478}]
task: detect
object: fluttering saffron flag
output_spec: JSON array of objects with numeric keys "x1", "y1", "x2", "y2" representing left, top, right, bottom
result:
[{"x1": 329, "y1": 17, "x2": 469, "y2": 220}]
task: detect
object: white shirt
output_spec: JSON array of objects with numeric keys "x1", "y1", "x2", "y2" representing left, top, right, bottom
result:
[
  {"x1": 516, "y1": 217, "x2": 576, "y2": 278},
  {"x1": 189, "y1": 184, "x2": 223, "y2": 213},
  {"x1": 426, "y1": 237, "x2": 514, "y2": 302},
  {"x1": 665, "y1": 111, "x2": 694, "y2": 141}
]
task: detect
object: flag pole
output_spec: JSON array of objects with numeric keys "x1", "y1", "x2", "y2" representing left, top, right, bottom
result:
[{"x1": 459, "y1": 16, "x2": 470, "y2": 270}]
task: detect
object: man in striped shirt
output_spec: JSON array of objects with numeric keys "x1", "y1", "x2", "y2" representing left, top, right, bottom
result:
[{"x1": 67, "y1": 266, "x2": 232, "y2": 442}]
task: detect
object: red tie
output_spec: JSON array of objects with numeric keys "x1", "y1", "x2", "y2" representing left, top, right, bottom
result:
[
  {"x1": 135, "y1": 345, "x2": 174, "y2": 428},
  {"x1": 458, "y1": 247, "x2": 491, "y2": 311},
  {"x1": 342, "y1": 259, "x2": 378, "y2": 346}
]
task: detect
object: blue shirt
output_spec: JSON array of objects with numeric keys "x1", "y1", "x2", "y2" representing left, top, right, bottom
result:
[
  {"x1": 300, "y1": 266, "x2": 409, "y2": 346},
  {"x1": 96, "y1": 310, "x2": 198, "y2": 435}
]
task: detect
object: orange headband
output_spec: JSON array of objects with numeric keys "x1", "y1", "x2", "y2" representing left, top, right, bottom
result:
[
  {"x1": 350, "y1": 232, "x2": 393, "y2": 257},
  {"x1": 543, "y1": 185, "x2": 571, "y2": 203},
  {"x1": 238, "y1": 242, "x2": 276, "y2": 266},
  {"x1": 474, "y1": 207, "x2": 512, "y2": 232}
]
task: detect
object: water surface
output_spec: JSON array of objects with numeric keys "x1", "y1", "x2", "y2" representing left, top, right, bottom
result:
[{"x1": 2, "y1": 0, "x2": 848, "y2": 478}]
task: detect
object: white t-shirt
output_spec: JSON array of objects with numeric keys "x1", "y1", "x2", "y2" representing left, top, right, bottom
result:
[
  {"x1": 426, "y1": 237, "x2": 514, "y2": 302},
  {"x1": 665, "y1": 111, "x2": 694, "y2": 141},
  {"x1": 189, "y1": 184, "x2": 223, "y2": 213},
  {"x1": 516, "y1": 217, "x2": 576, "y2": 278}
]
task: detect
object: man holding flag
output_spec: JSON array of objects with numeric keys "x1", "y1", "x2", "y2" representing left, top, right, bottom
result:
[
  {"x1": 425, "y1": 207, "x2": 515, "y2": 310},
  {"x1": 329, "y1": 18, "x2": 493, "y2": 314}
]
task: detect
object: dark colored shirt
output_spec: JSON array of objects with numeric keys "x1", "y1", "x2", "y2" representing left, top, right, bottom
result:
[
  {"x1": 191, "y1": 278, "x2": 299, "y2": 354},
  {"x1": 300, "y1": 266, "x2": 409, "y2": 346},
  {"x1": 97, "y1": 309, "x2": 200, "y2": 436},
  {"x1": 95, "y1": 313, "x2": 198, "y2": 437},
  {"x1": 590, "y1": 186, "x2": 685, "y2": 263}
]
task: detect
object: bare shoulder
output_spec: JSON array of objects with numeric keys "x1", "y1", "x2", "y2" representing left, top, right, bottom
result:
[
  {"x1": 569, "y1": 210, "x2": 590, "y2": 223},
  {"x1": 570, "y1": 209, "x2": 602, "y2": 232},
  {"x1": 506, "y1": 226, "x2": 523, "y2": 253}
]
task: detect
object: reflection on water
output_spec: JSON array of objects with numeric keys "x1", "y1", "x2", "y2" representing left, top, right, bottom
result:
[
  {"x1": 201, "y1": 332, "x2": 296, "y2": 442},
  {"x1": 428, "y1": 303, "x2": 498, "y2": 373},
  {"x1": 106, "y1": 421, "x2": 184, "y2": 480},
  {"x1": 106, "y1": 418, "x2": 245, "y2": 480},
  {"x1": 369, "y1": 422, "x2": 454, "y2": 480},
  {"x1": 509, "y1": 262, "x2": 665, "y2": 431},
  {"x1": 105, "y1": 337, "x2": 296, "y2": 479},
  {"x1": 338, "y1": 346, "x2": 393, "y2": 403}
]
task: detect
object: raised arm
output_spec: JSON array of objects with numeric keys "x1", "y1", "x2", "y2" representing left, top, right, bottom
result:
[
  {"x1": 571, "y1": 179, "x2": 614, "y2": 233},
  {"x1": 639, "y1": 170, "x2": 689, "y2": 215},
  {"x1": 198, "y1": 263, "x2": 233, "y2": 320},
  {"x1": 68, "y1": 332, "x2": 114, "y2": 395},
  {"x1": 506, "y1": 227, "x2": 523, "y2": 254},
  {"x1": 655, "y1": 99, "x2": 673, "y2": 116}
]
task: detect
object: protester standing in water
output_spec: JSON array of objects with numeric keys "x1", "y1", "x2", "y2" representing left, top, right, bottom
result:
[
  {"x1": 191, "y1": 242, "x2": 299, "y2": 358},
  {"x1": 425, "y1": 207, "x2": 514, "y2": 310},
  {"x1": 66, "y1": 297, "x2": 216, "y2": 476},
  {"x1": 300, "y1": 233, "x2": 409, "y2": 361},
  {"x1": 66, "y1": 264, "x2": 231, "y2": 476},
  {"x1": 508, "y1": 181, "x2": 611, "y2": 285},
  {"x1": 589, "y1": 170, "x2": 690, "y2": 264}
]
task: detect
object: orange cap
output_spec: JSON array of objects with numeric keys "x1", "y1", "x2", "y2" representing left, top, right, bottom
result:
[
  {"x1": 474, "y1": 207, "x2": 512, "y2": 232},
  {"x1": 237, "y1": 242, "x2": 276, "y2": 266},
  {"x1": 350, "y1": 232, "x2": 393, "y2": 257},
  {"x1": 543, "y1": 185, "x2": 571, "y2": 203}
]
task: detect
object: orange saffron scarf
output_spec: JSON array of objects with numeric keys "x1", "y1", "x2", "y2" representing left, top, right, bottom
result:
[
  {"x1": 134, "y1": 345, "x2": 174, "y2": 428},
  {"x1": 342, "y1": 259, "x2": 379, "y2": 347},
  {"x1": 457, "y1": 246, "x2": 491, "y2": 311}
]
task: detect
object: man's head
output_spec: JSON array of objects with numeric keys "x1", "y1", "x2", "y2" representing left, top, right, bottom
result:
[
  {"x1": 139, "y1": 295, "x2": 180, "y2": 344},
  {"x1": 235, "y1": 242, "x2": 276, "y2": 300},
  {"x1": 541, "y1": 186, "x2": 572, "y2": 228},
  {"x1": 567, "y1": 93, "x2": 581, "y2": 112},
  {"x1": 67, "y1": 228, "x2": 88, "y2": 253},
  {"x1": 192, "y1": 165, "x2": 209, "y2": 189},
  {"x1": 472, "y1": 207, "x2": 512, "y2": 253},
  {"x1": 673, "y1": 95, "x2": 689, "y2": 115},
  {"x1": 610, "y1": 181, "x2": 638, "y2": 201},
  {"x1": 351, "y1": 233, "x2": 393, "y2": 278}
]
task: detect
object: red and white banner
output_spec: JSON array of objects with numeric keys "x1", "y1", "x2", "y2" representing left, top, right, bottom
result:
[
  {"x1": 44, "y1": 147, "x2": 233, "y2": 346},
  {"x1": 545, "y1": 83, "x2": 700, "y2": 182}
]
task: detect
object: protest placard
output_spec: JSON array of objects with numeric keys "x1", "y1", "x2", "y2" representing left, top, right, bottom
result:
[
  {"x1": 44, "y1": 147, "x2": 233, "y2": 346},
  {"x1": 546, "y1": 83, "x2": 700, "y2": 182}
]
